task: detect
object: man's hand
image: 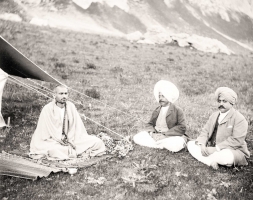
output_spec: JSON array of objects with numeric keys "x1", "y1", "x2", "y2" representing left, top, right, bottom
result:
[
  {"x1": 148, "y1": 131, "x2": 155, "y2": 137},
  {"x1": 199, "y1": 144, "x2": 209, "y2": 157},
  {"x1": 153, "y1": 133, "x2": 167, "y2": 141},
  {"x1": 199, "y1": 144, "x2": 217, "y2": 156},
  {"x1": 206, "y1": 147, "x2": 216, "y2": 155}
]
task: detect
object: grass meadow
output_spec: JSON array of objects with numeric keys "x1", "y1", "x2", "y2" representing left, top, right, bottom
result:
[{"x1": 0, "y1": 20, "x2": 253, "y2": 200}]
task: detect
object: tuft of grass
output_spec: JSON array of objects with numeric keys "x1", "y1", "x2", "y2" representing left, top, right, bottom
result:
[
  {"x1": 110, "y1": 66, "x2": 124, "y2": 74},
  {"x1": 54, "y1": 62, "x2": 66, "y2": 69},
  {"x1": 86, "y1": 62, "x2": 97, "y2": 69},
  {"x1": 85, "y1": 88, "x2": 101, "y2": 99}
]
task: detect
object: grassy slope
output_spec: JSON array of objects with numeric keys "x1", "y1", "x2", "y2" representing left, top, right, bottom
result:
[{"x1": 0, "y1": 20, "x2": 252, "y2": 200}]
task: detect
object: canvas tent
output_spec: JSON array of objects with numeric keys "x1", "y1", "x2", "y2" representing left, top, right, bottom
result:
[
  {"x1": 0, "y1": 36, "x2": 62, "y2": 127},
  {"x1": 0, "y1": 36, "x2": 135, "y2": 180},
  {"x1": 0, "y1": 69, "x2": 8, "y2": 127}
]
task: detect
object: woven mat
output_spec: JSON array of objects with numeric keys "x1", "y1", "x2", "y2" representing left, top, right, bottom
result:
[
  {"x1": 0, "y1": 151, "x2": 114, "y2": 180},
  {"x1": 0, "y1": 152, "x2": 63, "y2": 180}
]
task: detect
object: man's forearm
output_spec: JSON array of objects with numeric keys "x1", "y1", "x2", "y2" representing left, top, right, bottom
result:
[
  {"x1": 163, "y1": 130, "x2": 184, "y2": 137},
  {"x1": 163, "y1": 125, "x2": 186, "y2": 136},
  {"x1": 143, "y1": 122, "x2": 156, "y2": 132}
]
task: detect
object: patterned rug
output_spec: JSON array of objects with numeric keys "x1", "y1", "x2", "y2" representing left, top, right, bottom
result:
[
  {"x1": 0, "y1": 133, "x2": 133, "y2": 180},
  {"x1": 0, "y1": 151, "x2": 63, "y2": 180},
  {"x1": 0, "y1": 151, "x2": 113, "y2": 180}
]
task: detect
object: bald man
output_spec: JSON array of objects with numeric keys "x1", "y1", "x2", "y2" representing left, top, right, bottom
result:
[
  {"x1": 187, "y1": 87, "x2": 250, "y2": 169},
  {"x1": 30, "y1": 85, "x2": 105, "y2": 160},
  {"x1": 133, "y1": 80, "x2": 187, "y2": 152}
]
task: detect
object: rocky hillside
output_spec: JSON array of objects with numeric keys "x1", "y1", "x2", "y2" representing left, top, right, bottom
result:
[{"x1": 0, "y1": 0, "x2": 253, "y2": 53}]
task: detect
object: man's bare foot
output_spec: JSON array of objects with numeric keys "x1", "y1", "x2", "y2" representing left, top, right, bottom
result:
[{"x1": 210, "y1": 161, "x2": 219, "y2": 170}]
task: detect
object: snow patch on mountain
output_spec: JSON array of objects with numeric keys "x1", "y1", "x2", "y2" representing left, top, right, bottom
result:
[
  {"x1": 3, "y1": 0, "x2": 252, "y2": 53},
  {"x1": 187, "y1": 0, "x2": 253, "y2": 20},
  {"x1": 72, "y1": 0, "x2": 129, "y2": 12}
]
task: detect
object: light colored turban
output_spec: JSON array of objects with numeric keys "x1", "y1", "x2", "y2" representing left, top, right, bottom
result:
[
  {"x1": 215, "y1": 87, "x2": 237, "y2": 105},
  {"x1": 154, "y1": 80, "x2": 179, "y2": 103}
]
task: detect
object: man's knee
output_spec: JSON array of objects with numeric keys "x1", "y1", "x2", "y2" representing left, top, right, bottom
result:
[
  {"x1": 187, "y1": 140, "x2": 196, "y2": 152},
  {"x1": 133, "y1": 134, "x2": 139, "y2": 144},
  {"x1": 133, "y1": 131, "x2": 147, "y2": 144},
  {"x1": 213, "y1": 149, "x2": 234, "y2": 166},
  {"x1": 162, "y1": 137, "x2": 186, "y2": 152},
  {"x1": 166, "y1": 144, "x2": 184, "y2": 152},
  {"x1": 95, "y1": 137, "x2": 106, "y2": 148},
  {"x1": 48, "y1": 148, "x2": 68, "y2": 159}
]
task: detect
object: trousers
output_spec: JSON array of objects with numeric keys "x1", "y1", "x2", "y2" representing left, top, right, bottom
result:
[
  {"x1": 133, "y1": 131, "x2": 186, "y2": 152},
  {"x1": 187, "y1": 141, "x2": 234, "y2": 166}
]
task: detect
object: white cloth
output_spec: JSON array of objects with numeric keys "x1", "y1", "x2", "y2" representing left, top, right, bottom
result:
[
  {"x1": 218, "y1": 109, "x2": 230, "y2": 124},
  {"x1": 56, "y1": 106, "x2": 65, "y2": 123},
  {"x1": 30, "y1": 100, "x2": 106, "y2": 160},
  {"x1": 155, "y1": 106, "x2": 169, "y2": 132},
  {"x1": 187, "y1": 141, "x2": 234, "y2": 166},
  {"x1": 0, "y1": 69, "x2": 8, "y2": 127},
  {"x1": 154, "y1": 80, "x2": 179, "y2": 103},
  {"x1": 133, "y1": 131, "x2": 185, "y2": 152}
]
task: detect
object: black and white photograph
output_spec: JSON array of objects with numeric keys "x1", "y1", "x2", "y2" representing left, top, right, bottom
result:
[{"x1": 0, "y1": 0, "x2": 252, "y2": 199}]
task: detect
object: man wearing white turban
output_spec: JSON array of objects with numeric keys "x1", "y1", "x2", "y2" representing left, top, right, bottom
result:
[
  {"x1": 133, "y1": 80, "x2": 187, "y2": 152},
  {"x1": 187, "y1": 87, "x2": 250, "y2": 169}
]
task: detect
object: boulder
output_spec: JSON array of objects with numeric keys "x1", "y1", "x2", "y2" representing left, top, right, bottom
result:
[
  {"x1": 30, "y1": 18, "x2": 49, "y2": 26},
  {"x1": 0, "y1": 13, "x2": 22, "y2": 22},
  {"x1": 139, "y1": 26, "x2": 172, "y2": 44},
  {"x1": 126, "y1": 31, "x2": 143, "y2": 42},
  {"x1": 135, "y1": 26, "x2": 232, "y2": 55},
  {"x1": 177, "y1": 39, "x2": 190, "y2": 47},
  {"x1": 169, "y1": 33, "x2": 190, "y2": 47},
  {"x1": 187, "y1": 35, "x2": 232, "y2": 55},
  {"x1": 172, "y1": 33, "x2": 190, "y2": 40}
]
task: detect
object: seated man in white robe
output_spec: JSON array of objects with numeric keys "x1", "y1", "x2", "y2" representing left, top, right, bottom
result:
[
  {"x1": 133, "y1": 80, "x2": 187, "y2": 152},
  {"x1": 30, "y1": 85, "x2": 106, "y2": 160},
  {"x1": 187, "y1": 87, "x2": 250, "y2": 169}
]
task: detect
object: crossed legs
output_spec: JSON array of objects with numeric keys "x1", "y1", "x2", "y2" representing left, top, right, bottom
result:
[
  {"x1": 187, "y1": 141, "x2": 234, "y2": 169},
  {"x1": 133, "y1": 131, "x2": 186, "y2": 152}
]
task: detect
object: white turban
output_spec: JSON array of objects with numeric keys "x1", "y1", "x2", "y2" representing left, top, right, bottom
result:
[
  {"x1": 215, "y1": 87, "x2": 237, "y2": 105},
  {"x1": 154, "y1": 80, "x2": 179, "y2": 103}
]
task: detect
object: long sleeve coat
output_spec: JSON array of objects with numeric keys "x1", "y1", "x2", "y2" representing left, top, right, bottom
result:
[
  {"x1": 144, "y1": 103, "x2": 187, "y2": 138},
  {"x1": 196, "y1": 108, "x2": 250, "y2": 166}
]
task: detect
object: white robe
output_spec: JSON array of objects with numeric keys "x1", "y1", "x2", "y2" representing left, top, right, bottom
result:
[{"x1": 30, "y1": 100, "x2": 105, "y2": 160}]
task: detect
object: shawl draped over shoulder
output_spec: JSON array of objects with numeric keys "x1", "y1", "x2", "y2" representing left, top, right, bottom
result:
[{"x1": 30, "y1": 100, "x2": 105, "y2": 159}]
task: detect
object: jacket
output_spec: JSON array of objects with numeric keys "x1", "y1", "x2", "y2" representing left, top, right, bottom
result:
[
  {"x1": 145, "y1": 103, "x2": 187, "y2": 137},
  {"x1": 197, "y1": 107, "x2": 250, "y2": 165}
]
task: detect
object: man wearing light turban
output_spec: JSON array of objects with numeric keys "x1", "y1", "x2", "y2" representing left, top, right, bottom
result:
[
  {"x1": 133, "y1": 80, "x2": 187, "y2": 152},
  {"x1": 187, "y1": 87, "x2": 250, "y2": 169}
]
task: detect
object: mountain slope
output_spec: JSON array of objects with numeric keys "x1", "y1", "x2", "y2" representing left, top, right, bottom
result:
[{"x1": 1, "y1": 0, "x2": 252, "y2": 53}]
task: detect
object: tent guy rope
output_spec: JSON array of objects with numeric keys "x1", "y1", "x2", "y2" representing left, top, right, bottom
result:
[
  {"x1": 8, "y1": 76, "x2": 125, "y2": 138},
  {"x1": 27, "y1": 78, "x2": 146, "y2": 123},
  {"x1": 8, "y1": 76, "x2": 52, "y2": 99}
]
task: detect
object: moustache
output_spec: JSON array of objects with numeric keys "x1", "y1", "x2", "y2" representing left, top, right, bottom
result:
[{"x1": 218, "y1": 105, "x2": 225, "y2": 109}]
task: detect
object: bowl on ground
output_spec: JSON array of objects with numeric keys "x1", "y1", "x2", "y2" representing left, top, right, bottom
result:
[{"x1": 67, "y1": 168, "x2": 78, "y2": 175}]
